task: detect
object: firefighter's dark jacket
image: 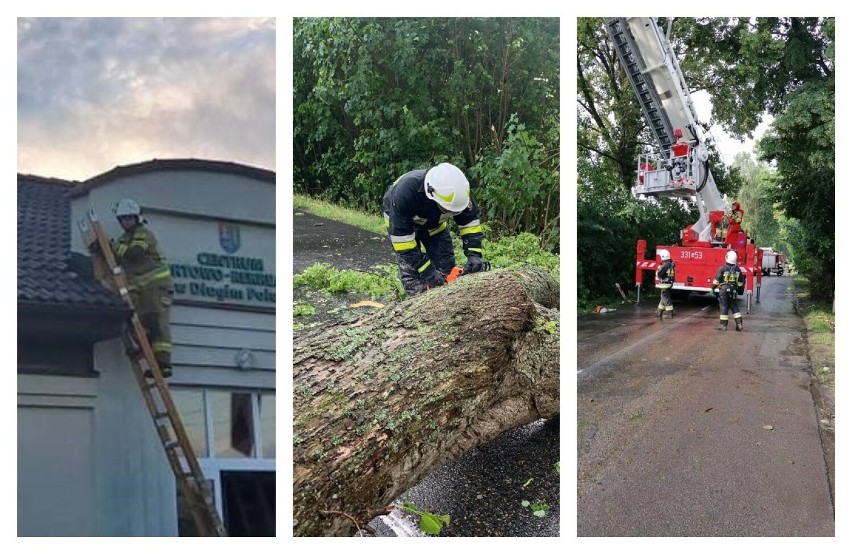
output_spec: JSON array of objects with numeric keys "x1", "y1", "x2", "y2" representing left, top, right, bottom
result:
[
  {"x1": 112, "y1": 222, "x2": 173, "y2": 290},
  {"x1": 712, "y1": 262, "x2": 744, "y2": 289},
  {"x1": 656, "y1": 259, "x2": 675, "y2": 288},
  {"x1": 384, "y1": 169, "x2": 483, "y2": 275}
]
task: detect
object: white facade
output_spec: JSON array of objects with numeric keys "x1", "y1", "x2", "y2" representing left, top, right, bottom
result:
[{"x1": 18, "y1": 161, "x2": 276, "y2": 536}]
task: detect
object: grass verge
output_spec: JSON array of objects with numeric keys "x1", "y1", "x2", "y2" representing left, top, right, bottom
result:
[
  {"x1": 792, "y1": 273, "x2": 834, "y2": 501},
  {"x1": 793, "y1": 275, "x2": 835, "y2": 395},
  {"x1": 294, "y1": 193, "x2": 386, "y2": 235}
]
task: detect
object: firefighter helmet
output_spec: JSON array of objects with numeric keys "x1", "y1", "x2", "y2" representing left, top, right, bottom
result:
[
  {"x1": 726, "y1": 250, "x2": 737, "y2": 264},
  {"x1": 424, "y1": 163, "x2": 470, "y2": 213},
  {"x1": 659, "y1": 249, "x2": 671, "y2": 261},
  {"x1": 113, "y1": 198, "x2": 142, "y2": 218},
  {"x1": 732, "y1": 201, "x2": 741, "y2": 211}
]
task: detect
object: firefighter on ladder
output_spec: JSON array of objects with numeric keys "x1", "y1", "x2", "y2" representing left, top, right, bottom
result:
[
  {"x1": 656, "y1": 249, "x2": 675, "y2": 319},
  {"x1": 712, "y1": 250, "x2": 744, "y2": 331},
  {"x1": 111, "y1": 198, "x2": 175, "y2": 376}
]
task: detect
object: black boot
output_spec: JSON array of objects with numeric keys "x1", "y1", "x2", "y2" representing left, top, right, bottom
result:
[
  {"x1": 144, "y1": 365, "x2": 172, "y2": 379},
  {"x1": 657, "y1": 309, "x2": 664, "y2": 319},
  {"x1": 716, "y1": 323, "x2": 727, "y2": 331},
  {"x1": 735, "y1": 319, "x2": 743, "y2": 332}
]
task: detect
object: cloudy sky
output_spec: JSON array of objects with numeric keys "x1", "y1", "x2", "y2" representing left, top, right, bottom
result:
[{"x1": 17, "y1": 17, "x2": 275, "y2": 181}]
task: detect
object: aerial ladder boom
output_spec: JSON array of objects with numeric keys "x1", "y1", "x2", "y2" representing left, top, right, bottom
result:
[
  {"x1": 605, "y1": 17, "x2": 761, "y2": 311},
  {"x1": 605, "y1": 17, "x2": 726, "y2": 242}
]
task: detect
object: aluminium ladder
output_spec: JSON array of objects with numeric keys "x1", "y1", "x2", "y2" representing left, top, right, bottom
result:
[{"x1": 78, "y1": 209, "x2": 227, "y2": 537}]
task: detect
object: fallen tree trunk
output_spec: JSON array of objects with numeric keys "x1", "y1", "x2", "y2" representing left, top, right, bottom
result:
[{"x1": 293, "y1": 268, "x2": 560, "y2": 536}]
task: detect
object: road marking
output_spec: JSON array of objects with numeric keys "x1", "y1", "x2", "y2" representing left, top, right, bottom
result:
[
  {"x1": 577, "y1": 305, "x2": 712, "y2": 376},
  {"x1": 380, "y1": 509, "x2": 427, "y2": 537}
]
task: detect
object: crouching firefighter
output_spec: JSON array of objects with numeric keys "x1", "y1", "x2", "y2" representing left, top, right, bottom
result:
[
  {"x1": 712, "y1": 250, "x2": 744, "y2": 331},
  {"x1": 111, "y1": 198, "x2": 175, "y2": 377},
  {"x1": 383, "y1": 163, "x2": 485, "y2": 296},
  {"x1": 656, "y1": 249, "x2": 675, "y2": 319}
]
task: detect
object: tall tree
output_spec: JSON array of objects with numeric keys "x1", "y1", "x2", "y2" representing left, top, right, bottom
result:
[
  {"x1": 293, "y1": 18, "x2": 559, "y2": 242},
  {"x1": 731, "y1": 152, "x2": 785, "y2": 252},
  {"x1": 673, "y1": 17, "x2": 834, "y2": 298}
]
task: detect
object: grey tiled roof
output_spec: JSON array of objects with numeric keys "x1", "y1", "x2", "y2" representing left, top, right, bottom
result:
[{"x1": 18, "y1": 175, "x2": 126, "y2": 309}]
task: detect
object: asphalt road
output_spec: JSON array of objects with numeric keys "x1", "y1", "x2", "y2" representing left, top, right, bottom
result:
[
  {"x1": 577, "y1": 276, "x2": 834, "y2": 536},
  {"x1": 292, "y1": 208, "x2": 560, "y2": 537}
]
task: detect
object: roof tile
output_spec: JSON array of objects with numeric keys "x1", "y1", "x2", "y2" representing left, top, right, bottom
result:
[{"x1": 18, "y1": 176, "x2": 126, "y2": 309}]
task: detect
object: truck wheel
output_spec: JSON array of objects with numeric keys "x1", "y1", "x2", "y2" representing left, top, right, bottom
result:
[{"x1": 777, "y1": 269, "x2": 784, "y2": 276}]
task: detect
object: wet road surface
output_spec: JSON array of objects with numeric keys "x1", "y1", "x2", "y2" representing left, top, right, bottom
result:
[
  {"x1": 293, "y1": 208, "x2": 560, "y2": 537},
  {"x1": 577, "y1": 277, "x2": 834, "y2": 536}
]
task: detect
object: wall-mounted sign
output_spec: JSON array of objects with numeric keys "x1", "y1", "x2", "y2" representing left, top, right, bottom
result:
[
  {"x1": 167, "y1": 222, "x2": 274, "y2": 306},
  {"x1": 169, "y1": 252, "x2": 276, "y2": 305}
]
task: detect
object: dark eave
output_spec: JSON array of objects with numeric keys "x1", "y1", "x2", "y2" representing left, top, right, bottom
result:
[{"x1": 18, "y1": 299, "x2": 131, "y2": 342}]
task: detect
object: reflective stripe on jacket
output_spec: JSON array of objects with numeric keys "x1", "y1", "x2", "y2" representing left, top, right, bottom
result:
[
  {"x1": 112, "y1": 224, "x2": 173, "y2": 288},
  {"x1": 383, "y1": 169, "x2": 483, "y2": 273},
  {"x1": 656, "y1": 260, "x2": 675, "y2": 288},
  {"x1": 712, "y1": 263, "x2": 743, "y2": 288}
]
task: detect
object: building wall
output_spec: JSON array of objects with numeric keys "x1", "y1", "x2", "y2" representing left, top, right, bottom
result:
[
  {"x1": 19, "y1": 163, "x2": 276, "y2": 536},
  {"x1": 18, "y1": 375, "x2": 97, "y2": 536},
  {"x1": 92, "y1": 339, "x2": 178, "y2": 536},
  {"x1": 69, "y1": 167, "x2": 276, "y2": 382}
]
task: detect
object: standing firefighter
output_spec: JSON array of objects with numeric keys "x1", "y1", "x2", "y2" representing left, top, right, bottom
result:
[
  {"x1": 712, "y1": 250, "x2": 744, "y2": 331},
  {"x1": 656, "y1": 249, "x2": 675, "y2": 319},
  {"x1": 383, "y1": 162, "x2": 485, "y2": 296},
  {"x1": 112, "y1": 198, "x2": 175, "y2": 376}
]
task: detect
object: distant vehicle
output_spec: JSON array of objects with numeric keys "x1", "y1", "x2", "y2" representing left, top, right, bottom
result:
[{"x1": 759, "y1": 247, "x2": 787, "y2": 276}]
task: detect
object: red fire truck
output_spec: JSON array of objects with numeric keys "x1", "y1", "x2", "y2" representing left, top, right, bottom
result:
[{"x1": 605, "y1": 17, "x2": 762, "y2": 312}]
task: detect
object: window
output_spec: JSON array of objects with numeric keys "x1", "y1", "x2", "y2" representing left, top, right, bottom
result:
[
  {"x1": 210, "y1": 391, "x2": 255, "y2": 458},
  {"x1": 172, "y1": 388, "x2": 275, "y2": 460},
  {"x1": 260, "y1": 393, "x2": 275, "y2": 459},
  {"x1": 171, "y1": 389, "x2": 208, "y2": 457}
]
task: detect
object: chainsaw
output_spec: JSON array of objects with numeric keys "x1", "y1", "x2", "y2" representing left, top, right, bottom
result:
[{"x1": 446, "y1": 260, "x2": 491, "y2": 283}]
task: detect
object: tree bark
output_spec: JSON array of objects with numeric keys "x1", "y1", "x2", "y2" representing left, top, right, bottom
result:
[{"x1": 293, "y1": 268, "x2": 560, "y2": 536}]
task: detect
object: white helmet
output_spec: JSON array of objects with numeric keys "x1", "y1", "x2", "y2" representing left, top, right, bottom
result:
[
  {"x1": 424, "y1": 163, "x2": 470, "y2": 213},
  {"x1": 726, "y1": 251, "x2": 737, "y2": 264},
  {"x1": 113, "y1": 198, "x2": 141, "y2": 218},
  {"x1": 659, "y1": 249, "x2": 670, "y2": 261}
]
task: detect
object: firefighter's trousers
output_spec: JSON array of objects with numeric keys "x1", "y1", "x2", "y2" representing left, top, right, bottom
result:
[
  {"x1": 717, "y1": 285, "x2": 742, "y2": 326},
  {"x1": 657, "y1": 285, "x2": 674, "y2": 313},
  {"x1": 396, "y1": 227, "x2": 456, "y2": 296},
  {"x1": 129, "y1": 280, "x2": 175, "y2": 368}
]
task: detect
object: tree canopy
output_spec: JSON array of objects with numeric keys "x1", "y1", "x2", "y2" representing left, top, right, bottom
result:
[{"x1": 294, "y1": 17, "x2": 560, "y2": 249}]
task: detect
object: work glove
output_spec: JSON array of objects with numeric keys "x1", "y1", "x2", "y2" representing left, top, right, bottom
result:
[
  {"x1": 463, "y1": 254, "x2": 484, "y2": 274},
  {"x1": 422, "y1": 267, "x2": 446, "y2": 289}
]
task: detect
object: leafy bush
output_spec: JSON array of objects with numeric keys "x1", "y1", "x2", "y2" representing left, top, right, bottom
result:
[
  {"x1": 480, "y1": 232, "x2": 559, "y2": 280},
  {"x1": 294, "y1": 263, "x2": 403, "y2": 300}
]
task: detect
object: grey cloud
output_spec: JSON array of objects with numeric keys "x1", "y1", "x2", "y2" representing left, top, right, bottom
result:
[{"x1": 17, "y1": 17, "x2": 275, "y2": 179}]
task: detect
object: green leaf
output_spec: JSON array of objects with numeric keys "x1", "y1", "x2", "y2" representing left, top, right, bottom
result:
[
  {"x1": 533, "y1": 510, "x2": 546, "y2": 518},
  {"x1": 419, "y1": 512, "x2": 444, "y2": 535},
  {"x1": 521, "y1": 500, "x2": 530, "y2": 508}
]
